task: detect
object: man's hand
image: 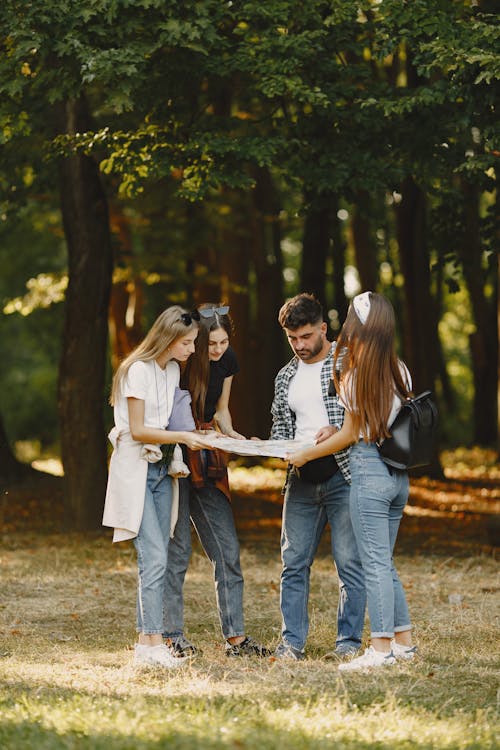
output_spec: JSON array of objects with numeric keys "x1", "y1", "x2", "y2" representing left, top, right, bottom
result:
[{"x1": 315, "y1": 425, "x2": 338, "y2": 444}]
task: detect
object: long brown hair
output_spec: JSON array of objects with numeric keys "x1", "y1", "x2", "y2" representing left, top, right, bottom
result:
[
  {"x1": 182, "y1": 303, "x2": 233, "y2": 423},
  {"x1": 110, "y1": 305, "x2": 198, "y2": 406},
  {"x1": 333, "y1": 292, "x2": 411, "y2": 442}
]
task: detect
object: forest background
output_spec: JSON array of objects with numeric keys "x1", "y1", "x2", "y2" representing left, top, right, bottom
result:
[{"x1": 0, "y1": 0, "x2": 498, "y2": 531}]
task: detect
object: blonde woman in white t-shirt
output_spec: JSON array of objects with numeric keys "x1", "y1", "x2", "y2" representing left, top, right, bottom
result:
[
  {"x1": 103, "y1": 305, "x2": 213, "y2": 670},
  {"x1": 287, "y1": 292, "x2": 417, "y2": 672}
]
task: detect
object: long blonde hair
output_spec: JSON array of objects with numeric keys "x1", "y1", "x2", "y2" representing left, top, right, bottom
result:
[
  {"x1": 110, "y1": 305, "x2": 198, "y2": 406},
  {"x1": 333, "y1": 292, "x2": 411, "y2": 442}
]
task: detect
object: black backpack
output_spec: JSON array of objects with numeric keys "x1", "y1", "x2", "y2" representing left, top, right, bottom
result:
[{"x1": 378, "y1": 390, "x2": 438, "y2": 470}]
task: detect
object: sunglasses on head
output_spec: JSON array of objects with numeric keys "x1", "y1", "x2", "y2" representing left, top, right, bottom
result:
[
  {"x1": 199, "y1": 306, "x2": 230, "y2": 319},
  {"x1": 179, "y1": 311, "x2": 201, "y2": 326}
]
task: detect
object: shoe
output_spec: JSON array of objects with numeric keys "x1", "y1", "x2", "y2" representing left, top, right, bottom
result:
[
  {"x1": 225, "y1": 636, "x2": 271, "y2": 657},
  {"x1": 391, "y1": 640, "x2": 417, "y2": 660},
  {"x1": 273, "y1": 642, "x2": 305, "y2": 661},
  {"x1": 166, "y1": 635, "x2": 198, "y2": 658},
  {"x1": 324, "y1": 643, "x2": 360, "y2": 660},
  {"x1": 338, "y1": 646, "x2": 396, "y2": 672},
  {"x1": 134, "y1": 643, "x2": 186, "y2": 669}
]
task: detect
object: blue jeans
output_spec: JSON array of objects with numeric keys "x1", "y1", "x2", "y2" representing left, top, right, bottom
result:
[
  {"x1": 349, "y1": 442, "x2": 411, "y2": 639},
  {"x1": 280, "y1": 470, "x2": 366, "y2": 651},
  {"x1": 133, "y1": 461, "x2": 173, "y2": 634},
  {"x1": 164, "y1": 479, "x2": 245, "y2": 640}
]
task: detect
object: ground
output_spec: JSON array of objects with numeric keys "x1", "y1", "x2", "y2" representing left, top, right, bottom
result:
[{"x1": 0, "y1": 449, "x2": 498, "y2": 749}]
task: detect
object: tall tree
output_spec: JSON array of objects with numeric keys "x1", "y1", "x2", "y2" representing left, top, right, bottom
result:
[
  {"x1": 0, "y1": 3, "x2": 116, "y2": 527},
  {"x1": 459, "y1": 180, "x2": 498, "y2": 445},
  {"x1": 57, "y1": 96, "x2": 113, "y2": 529},
  {"x1": 251, "y1": 166, "x2": 285, "y2": 435},
  {"x1": 301, "y1": 192, "x2": 331, "y2": 309}
]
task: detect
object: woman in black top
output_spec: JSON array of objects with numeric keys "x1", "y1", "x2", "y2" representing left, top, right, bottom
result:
[{"x1": 164, "y1": 305, "x2": 269, "y2": 658}]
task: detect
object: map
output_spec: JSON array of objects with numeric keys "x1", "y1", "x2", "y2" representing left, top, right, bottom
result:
[{"x1": 203, "y1": 436, "x2": 313, "y2": 459}]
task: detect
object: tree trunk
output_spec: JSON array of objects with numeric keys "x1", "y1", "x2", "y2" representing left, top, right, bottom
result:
[
  {"x1": 301, "y1": 191, "x2": 331, "y2": 311},
  {"x1": 108, "y1": 204, "x2": 144, "y2": 369},
  {"x1": 57, "y1": 96, "x2": 113, "y2": 530},
  {"x1": 459, "y1": 181, "x2": 498, "y2": 445},
  {"x1": 395, "y1": 176, "x2": 443, "y2": 477},
  {"x1": 0, "y1": 413, "x2": 34, "y2": 485},
  {"x1": 497, "y1": 241, "x2": 500, "y2": 459},
  {"x1": 250, "y1": 167, "x2": 285, "y2": 437},
  {"x1": 395, "y1": 178, "x2": 438, "y2": 389},
  {"x1": 217, "y1": 193, "x2": 255, "y2": 437},
  {"x1": 351, "y1": 190, "x2": 379, "y2": 291},
  {"x1": 183, "y1": 199, "x2": 220, "y2": 305}
]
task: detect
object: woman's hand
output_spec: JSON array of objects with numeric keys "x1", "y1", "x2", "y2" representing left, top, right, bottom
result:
[
  {"x1": 183, "y1": 433, "x2": 215, "y2": 451},
  {"x1": 285, "y1": 448, "x2": 311, "y2": 468},
  {"x1": 224, "y1": 428, "x2": 246, "y2": 440}
]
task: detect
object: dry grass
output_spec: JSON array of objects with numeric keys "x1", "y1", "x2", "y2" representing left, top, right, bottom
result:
[
  {"x1": 0, "y1": 523, "x2": 498, "y2": 749},
  {"x1": 1, "y1": 448, "x2": 498, "y2": 748}
]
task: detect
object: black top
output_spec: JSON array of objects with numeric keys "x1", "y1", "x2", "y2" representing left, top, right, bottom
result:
[{"x1": 204, "y1": 346, "x2": 239, "y2": 422}]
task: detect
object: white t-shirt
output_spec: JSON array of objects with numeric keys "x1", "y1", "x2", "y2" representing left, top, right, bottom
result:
[
  {"x1": 113, "y1": 359, "x2": 180, "y2": 432},
  {"x1": 288, "y1": 359, "x2": 330, "y2": 441},
  {"x1": 339, "y1": 361, "x2": 412, "y2": 436}
]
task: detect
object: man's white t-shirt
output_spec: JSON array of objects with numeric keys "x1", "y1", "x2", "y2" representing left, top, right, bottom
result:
[
  {"x1": 288, "y1": 358, "x2": 329, "y2": 442},
  {"x1": 113, "y1": 359, "x2": 180, "y2": 432}
]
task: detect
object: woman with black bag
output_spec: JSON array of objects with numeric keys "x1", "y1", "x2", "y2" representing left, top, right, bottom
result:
[{"x1": 287, "y1": 292, "x2": 417, "y2": 672}]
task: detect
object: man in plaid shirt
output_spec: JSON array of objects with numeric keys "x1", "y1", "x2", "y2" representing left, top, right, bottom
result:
[{"x1": 271, "y1": 293, "x2": 366, "y2": 660}]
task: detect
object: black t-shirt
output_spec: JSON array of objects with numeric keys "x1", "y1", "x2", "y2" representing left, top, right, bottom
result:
[{"x1": 204, "y1": 346, "x2": 239, "y2": 422}]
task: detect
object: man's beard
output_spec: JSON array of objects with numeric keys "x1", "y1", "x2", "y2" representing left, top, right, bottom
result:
[{"x1": 295, "y1": 336, "x2": 324, "y2": 360}]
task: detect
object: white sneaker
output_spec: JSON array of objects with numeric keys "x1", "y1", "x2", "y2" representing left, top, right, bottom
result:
[
  {"x1": 134, "y1": 643, "x2": 186, "y2": 669},
  {"x1": 391, "y1": 640, "x2": 417, "y2": 660},
  {"x1": 338, "y1": 646, "x2": 396, "y2": 672}
]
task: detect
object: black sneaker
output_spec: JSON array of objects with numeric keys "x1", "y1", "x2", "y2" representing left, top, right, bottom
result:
[
  {"x1": 225, "y1": 636, "x2": 270, "y2": 657},
  {"x1": 166, "y1": 635, "x2": 198, "y2": 658}
]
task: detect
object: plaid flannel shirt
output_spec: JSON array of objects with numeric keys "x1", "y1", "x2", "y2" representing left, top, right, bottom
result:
[{"x1": 270, "y1": 343, "x2": 351, "y2": 484}]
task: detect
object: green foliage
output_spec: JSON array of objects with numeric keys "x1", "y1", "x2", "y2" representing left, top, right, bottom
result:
[
  {"x1": 0, "y1": 0, "x2": 498, "y2": 449},
  {"x1": 2, "y1": 0, "x2": 498, "y2": 199},
  {"x1": 0, "y1": 202, "x2": 66, "y2": 445}
]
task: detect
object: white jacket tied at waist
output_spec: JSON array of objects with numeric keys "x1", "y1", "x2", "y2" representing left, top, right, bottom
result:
[{"x1": 102, "y1": 427, "x2": 189, "y2": 543}]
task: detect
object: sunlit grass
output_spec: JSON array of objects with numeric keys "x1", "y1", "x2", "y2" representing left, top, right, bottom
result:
[
  {"x1": 441, "y1": 447, "x2": 500, "y2": 480},
  {"x1": 0, "y1": 530, "x2": 498, "y2": 749}
]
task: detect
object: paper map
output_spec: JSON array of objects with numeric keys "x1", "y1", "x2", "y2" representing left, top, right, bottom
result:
[{"x1": 203, "y1": 436, "x2": 313, "y2": 459}]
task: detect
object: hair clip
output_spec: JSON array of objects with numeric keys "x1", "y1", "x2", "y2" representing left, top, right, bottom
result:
[{"x1": 179, "y1": 310, "x2": 201, "y2": 325}]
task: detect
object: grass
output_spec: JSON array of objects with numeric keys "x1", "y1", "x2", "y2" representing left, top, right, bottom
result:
[{"x1": 1, "y1": 521, "x2": 498, "y2": 749}]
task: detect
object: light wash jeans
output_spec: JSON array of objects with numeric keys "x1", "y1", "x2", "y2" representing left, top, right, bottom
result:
[
  {"x1": 164, "y1": 479, "x2": 245, "y2": 640},
  {"x1": 349, "y1": 441, "x2": 411, "y2": 639},
  {"x1": 280, "y1": 470, "x2": 366, "y2": 651},
  {"x1": 133, "y1": 461, "x2": 173, "y2": 634}
]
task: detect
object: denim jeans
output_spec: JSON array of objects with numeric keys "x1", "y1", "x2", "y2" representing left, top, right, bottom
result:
[
  {"x1": 164, "y1": 480, "x2": 245, "y2": 640},
  {"x1": 133, "y1": 461, "x2": 173, "y2": 634},
  {"x1": 280, "y1": 470, "x2": 366, "y2": 651},
  {"x1": 349, "y1": 441, "x2": 411, "y2": 639}
]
